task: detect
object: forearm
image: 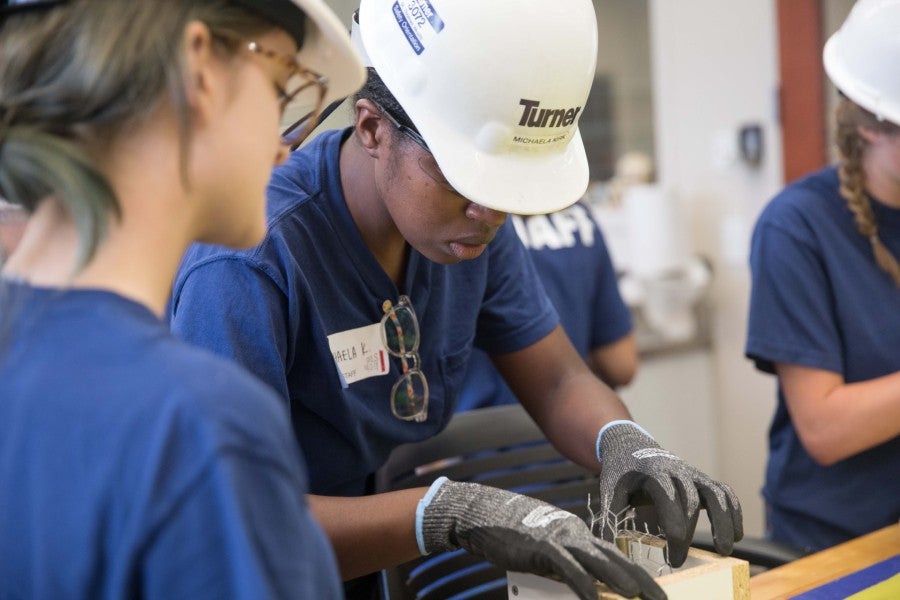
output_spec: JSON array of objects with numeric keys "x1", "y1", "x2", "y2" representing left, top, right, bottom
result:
[
  {"x1": 531, "y1": 369, "x2": 633, "y2": 469},
  {"x1": 308, "y1": 489, "x2": 427, "y2": 580},
  {"x1": 780, "y1": 366, "x2": 900, "y2": 464},
  {"x1": 587, "y1": 333, "x2": 638, "y2": 389},
  {"x1": 495, "y1": 326, "x2": 634, "y2": 470}
]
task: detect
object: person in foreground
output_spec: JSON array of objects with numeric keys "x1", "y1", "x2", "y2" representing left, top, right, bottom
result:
[
  {"x1": 746, "y1": 0, "x2": 900, "y2": 553},
  {"x1": 171, "y1": 1, "x2": 742, "y2": 598},
  {"x1": 0, "y1": 0, "x2": 365, "y2": 597}
]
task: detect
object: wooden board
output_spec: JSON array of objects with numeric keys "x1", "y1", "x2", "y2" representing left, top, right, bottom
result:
[{"x1": 508, "y1": 535, "x2": 750, "y2": 600}]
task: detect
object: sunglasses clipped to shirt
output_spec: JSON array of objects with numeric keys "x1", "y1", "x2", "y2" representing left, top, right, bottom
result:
[{"x1": 381, "y1": 296, "x2": 429, "y2": 422}]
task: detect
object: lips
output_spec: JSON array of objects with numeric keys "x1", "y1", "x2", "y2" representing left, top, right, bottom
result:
[
  {"x1": 448, "y1": 240, "x2": 488, "y2": 261},
  {"x1": 455, "y1": 237, "x2": 491, "y2": 247},
  {"x1": 455, "y1": 229, "x2": 497, "y2": 247},
  {"x1": 445, "y1": 225, "x2": 498, "y2": 261}
]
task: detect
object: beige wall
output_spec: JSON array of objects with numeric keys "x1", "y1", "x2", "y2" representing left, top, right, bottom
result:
[{"x1": 643, "y1": 0, "x2": 785, "y2": 538}]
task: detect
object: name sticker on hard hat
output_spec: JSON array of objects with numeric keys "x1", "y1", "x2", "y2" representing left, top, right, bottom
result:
[{"x1": 392, "y1": 0, "x2": 444, "y2": 56}]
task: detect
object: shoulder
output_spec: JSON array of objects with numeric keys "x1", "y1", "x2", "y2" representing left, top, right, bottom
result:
[
  {"x1": 171, "y1": 242, "x2": 290, "y2": 318},
  {"x1": 754, "y1": 167, "x2": 846, "y2": 246},
  {"x1": 268, "y1": 128, "x2": 347, "y2": 218},
  {"x1": 758, "y1": 167, "x2": 842, "y2": 227},
  {"x1": 145, "y1": 337, "x2": 294, "y2": 455}
]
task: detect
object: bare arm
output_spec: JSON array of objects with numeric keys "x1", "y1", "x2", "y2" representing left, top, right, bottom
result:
[
  {"x1": 308, "y1": 489, "x2": 427, "y2": 581},
  {"x1": 775, "y1": 362, "x2": 900, "y2": 465},
  {"x1": 587, "y1": 332, "x2": 638, "y2": 389},
  {"x1": 493, "y1": 325, "x2": 632, "y2": 469}
]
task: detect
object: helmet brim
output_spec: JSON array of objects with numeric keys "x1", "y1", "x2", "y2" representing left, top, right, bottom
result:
[
  {"x1": 273, "y1": 0, "x2": 365, "y2": 127},
  {"x1": 421, "y1": 114, "x2": 590, "y2": 215}
]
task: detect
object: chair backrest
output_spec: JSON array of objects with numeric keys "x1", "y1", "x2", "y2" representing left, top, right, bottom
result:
[{"x1": 376, "y1": 403, "x2": 604, "y2": 600}]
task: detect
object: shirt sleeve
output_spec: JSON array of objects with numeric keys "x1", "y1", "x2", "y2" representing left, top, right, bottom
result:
[
  {"x1": 170, "y1": 258, "x2": 292, "y2": 400},
  {"x1": 475, "y1": 221, "x2": 560, "y2": 355},
  {"x1": 590, "y1": 226, "x2": 633, "y2": 347},
  {"x1": 746, "y1": 218, "x2": 843, "y2": 375}
]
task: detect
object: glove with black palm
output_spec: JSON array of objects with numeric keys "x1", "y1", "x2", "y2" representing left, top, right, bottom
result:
[
  {"x1": 418, "y1": 477, "x2": 666, "y2": 600},
  {"x1": 596, "y1": 420, "x2": 743, "y2": 567}
]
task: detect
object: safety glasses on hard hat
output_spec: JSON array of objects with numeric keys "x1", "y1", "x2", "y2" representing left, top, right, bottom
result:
[{"x1": 373, "y1": 102, "x2": 461, "y2": 196}]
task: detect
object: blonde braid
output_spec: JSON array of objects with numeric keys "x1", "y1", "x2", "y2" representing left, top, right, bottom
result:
[{"x1": 835, "y1": 100, "x2": 900, "y2": 286}]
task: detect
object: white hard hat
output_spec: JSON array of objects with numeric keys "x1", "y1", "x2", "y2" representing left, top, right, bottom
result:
[
  {"x1": 357, "y1": 0, "x2": 598, "y2": 215},
  {"x1": 823, "y1": 0, "x2": 900, "y2": 125},
  {"x1": 235, "y1": 0, "x2": 366, "y2": 121}
]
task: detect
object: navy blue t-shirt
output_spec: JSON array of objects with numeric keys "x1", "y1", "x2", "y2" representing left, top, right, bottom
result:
[
  {"x1": 171, "y1": 128, "x2": 558, "y2": 497},
  {"x1": 746, "y1": 166, "x2": 900, "y2": 552},
  {"x1": 456, "y1": 202, "x2": 632, "y2": 411},
  {"x1": 0, "y1": 282, "x2": 341, "y2": 599}
]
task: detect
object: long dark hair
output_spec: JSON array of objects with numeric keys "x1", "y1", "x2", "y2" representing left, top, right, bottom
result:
[{"x1": 0, "y1": 0, "x2": 272, "y2": 271}]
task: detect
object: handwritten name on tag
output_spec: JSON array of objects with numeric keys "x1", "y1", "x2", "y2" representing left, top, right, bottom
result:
[{"x1": 327, "y1": 322, "x2": 390, "y2": 386}]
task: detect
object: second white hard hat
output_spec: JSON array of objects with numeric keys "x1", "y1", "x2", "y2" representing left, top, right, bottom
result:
[
  {"x1": 823, "y1": 0, "x2": 900, "y2": 125},
  {"x1": 357, "y1": 0, "x2": 599, "y2": 215}
]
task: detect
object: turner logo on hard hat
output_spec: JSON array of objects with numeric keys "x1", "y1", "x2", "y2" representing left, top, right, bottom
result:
[
  {"x1": 511, "y1": 99, "x2": 583, "y2": 150},
  {"x1": 518, "y1": 100, "x2": 582, "y2": 129}
]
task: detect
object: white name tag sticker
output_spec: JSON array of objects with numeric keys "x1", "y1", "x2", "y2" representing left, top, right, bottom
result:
[{"x1": 327, "y1": 323, "x2": 391, "y2": 386}]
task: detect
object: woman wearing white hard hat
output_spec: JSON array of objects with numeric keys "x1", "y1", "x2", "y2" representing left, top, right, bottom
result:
[
  {"x1": 0, "y1": 0, "x2": 365, "y2": 597},
  {"x1": 747, "y1": 0, "x2": 900, "y2": 554},
  {"x1": 172, "y1": 2, "x2": 742, "y2": 599}
]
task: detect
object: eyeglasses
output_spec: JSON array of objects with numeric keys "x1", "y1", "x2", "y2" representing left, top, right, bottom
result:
[
  {"x1": 372, "y1": 102, "x2": 461, "y2": 196},
  {"x1": 242, "y1": 41, "x2": 328, "y2": 150},
  {"x1": 214, "y1": 32, "x2": 328, "y2": 150},
  {"x1": 380, "y1": 295, "x2": 429, "y2": 422}
]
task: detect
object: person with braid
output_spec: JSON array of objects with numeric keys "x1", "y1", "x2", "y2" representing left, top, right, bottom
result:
[{"x1": 746, "y1": 0, "x2": 900, "y2": 554}]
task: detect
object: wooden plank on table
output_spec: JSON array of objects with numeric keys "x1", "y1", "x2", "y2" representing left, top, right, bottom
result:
[{"x1": 750, "y1": 524, "x2": 900, "y2": 600}]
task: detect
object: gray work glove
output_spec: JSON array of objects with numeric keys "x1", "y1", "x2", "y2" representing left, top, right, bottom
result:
[
  {"x1": 596, "y1": 421, "x2": 743, "y2": 567},
  {"x1": 419, "y1": 477, "x2": 666, "y2": 600}
]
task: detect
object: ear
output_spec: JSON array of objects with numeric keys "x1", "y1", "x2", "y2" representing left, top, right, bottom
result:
[
  {"x1": 181, "y1": 21, "x2": 219, "y2": 120},
  {"x1": 353, "y1": 98, "x2": 391, "y2": 157},
  {"x1": 857, "y1": 123, "x2": 882, "y2": 145}
]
